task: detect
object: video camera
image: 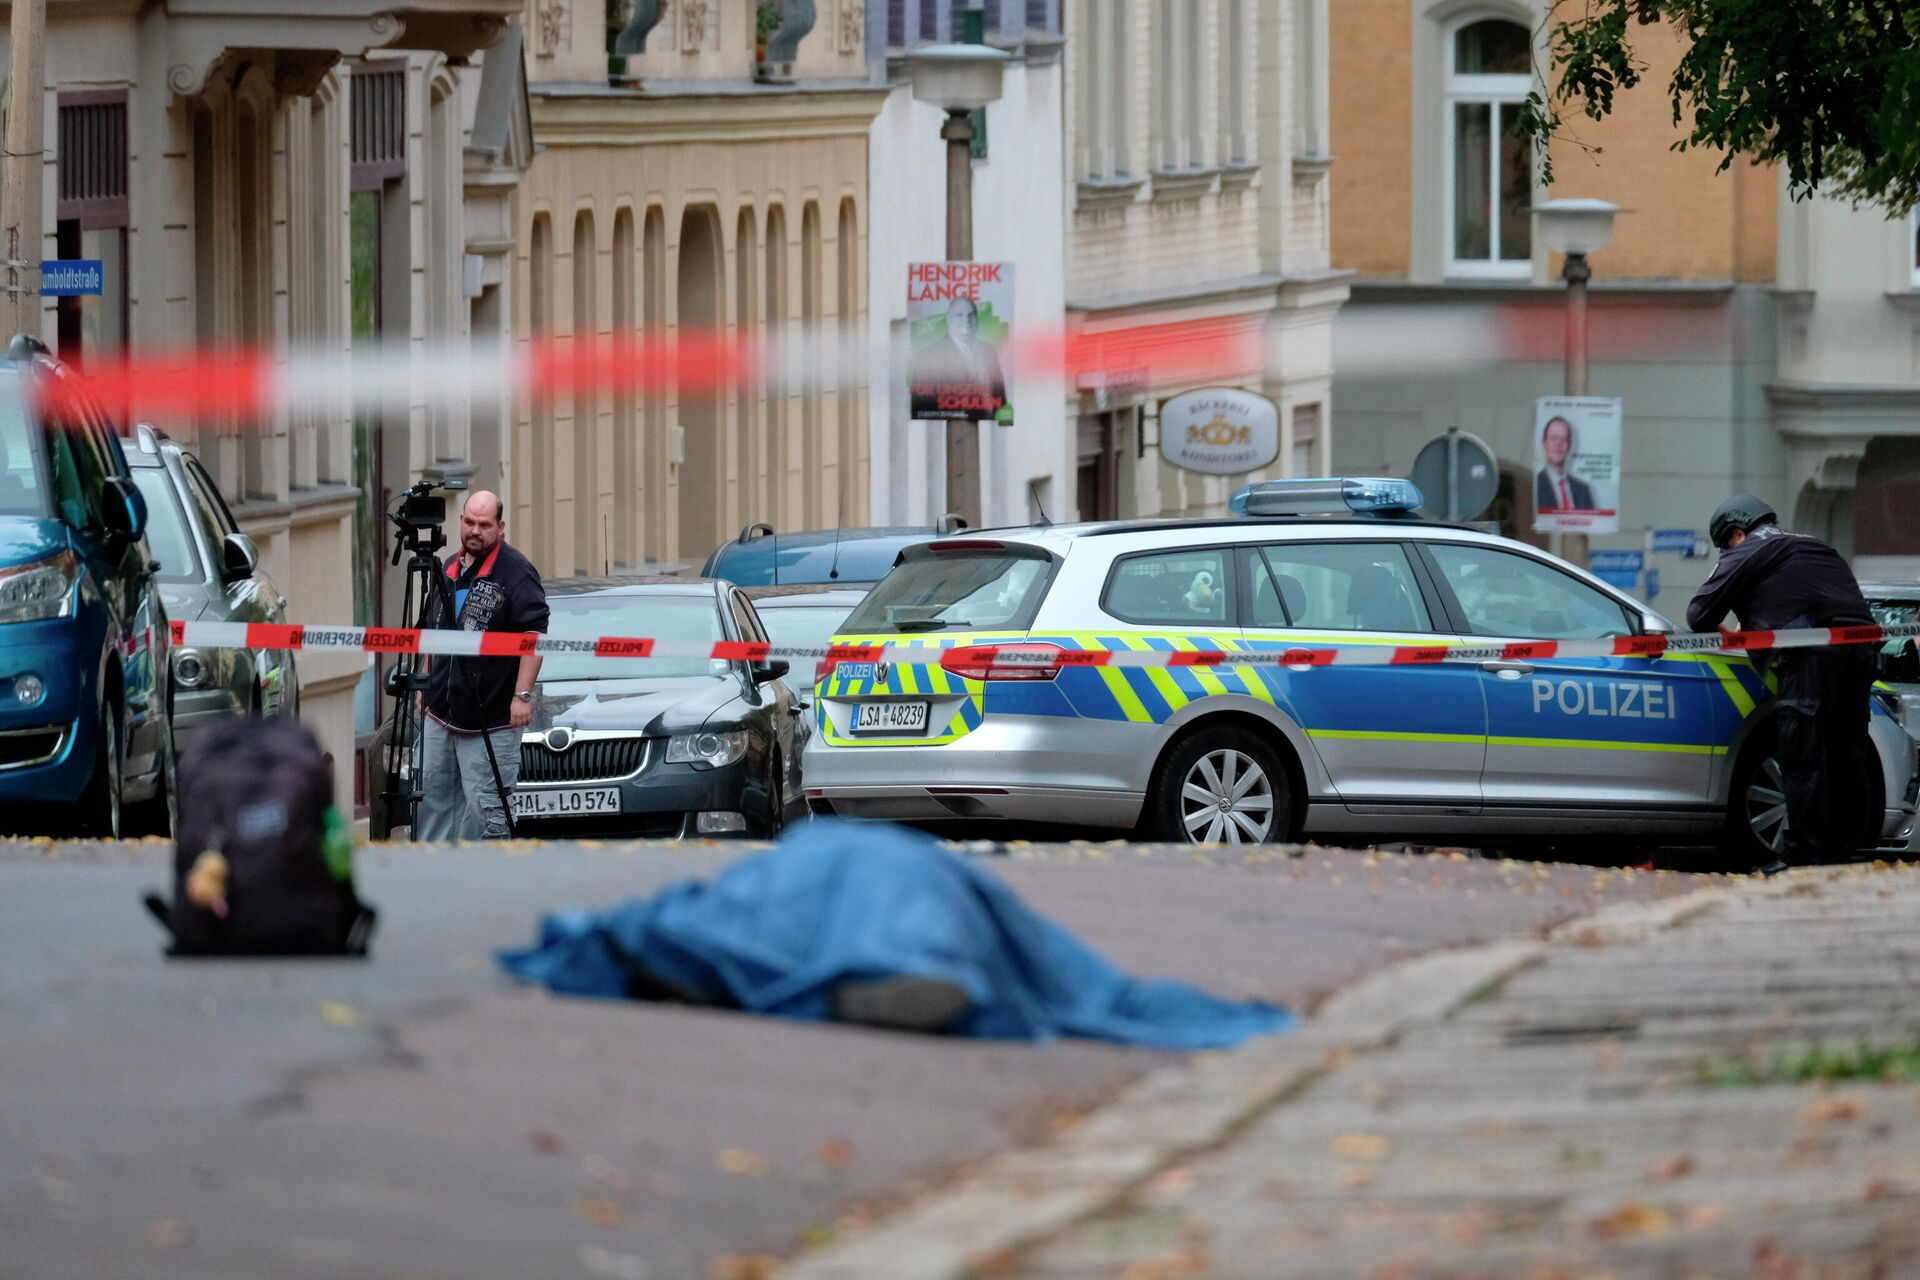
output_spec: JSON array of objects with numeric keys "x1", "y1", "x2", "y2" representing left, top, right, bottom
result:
[
  {"x1": 387, "y1": 476, "x2": 468, "y2": 562},
  {"x1": 392, "y1": 476, "x2": 466, "y2": 533}
]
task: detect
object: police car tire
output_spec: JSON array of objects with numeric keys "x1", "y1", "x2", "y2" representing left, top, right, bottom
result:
[
  {"x1": 1145, "y1": 725, "x2": 1292, "y2": 846},
  {"x1": 1722, "y1": 737, "x2": 1883, "y2": 868}
]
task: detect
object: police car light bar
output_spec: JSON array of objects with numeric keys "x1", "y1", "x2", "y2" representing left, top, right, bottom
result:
[{"x1": 1229, "y1": 477, "x2": 1426, "y2": 518}]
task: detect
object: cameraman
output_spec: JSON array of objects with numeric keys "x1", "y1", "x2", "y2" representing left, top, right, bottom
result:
[{"x1": 417, "y1": 490, "x2": 548, "y2": 840}]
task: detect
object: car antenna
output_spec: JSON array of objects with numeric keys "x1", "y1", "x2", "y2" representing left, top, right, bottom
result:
[
  {"x1": 1029, "y1": 480, "x2": 1053, "y2": 527},
  {"x1": 827, "y1": 481, "x2": 847, "y2": 580}
]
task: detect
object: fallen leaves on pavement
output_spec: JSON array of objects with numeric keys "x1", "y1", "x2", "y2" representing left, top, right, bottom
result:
[
  {"x1": 571, "y1": 1196, "x2": 629, "y2": 1229},
  {"x1": 1331, "y1": 1134, "x2": 1393, "y2": 1161},
  {"x1": 715, "y1": 1148, "x2": 770, "y2": 1178},
  {"x1": 1587, "y1": 1200, "x2": 1674, "y2": 1239}
]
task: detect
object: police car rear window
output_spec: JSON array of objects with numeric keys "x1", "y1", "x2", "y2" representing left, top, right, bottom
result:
[
  {"x1": 1104, "y1": 549, "x2": 1233, "y2": 626},
  {"x1": 842, "y1": 552, "x2": 1049, "y2": 635}
]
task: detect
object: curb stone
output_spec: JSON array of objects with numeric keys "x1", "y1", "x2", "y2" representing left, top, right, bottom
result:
[{"x1": 785, "y1": 872, "x2": 1790, "y2": 1280}]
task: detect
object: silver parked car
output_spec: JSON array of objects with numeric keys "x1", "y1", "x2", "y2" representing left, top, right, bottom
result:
[
  {"x1": 124, "y1": 424, "x2": 296, "y2": 750},
  {"x1": 805, "y1": 478, "x2": 1919, "y2": 865}
]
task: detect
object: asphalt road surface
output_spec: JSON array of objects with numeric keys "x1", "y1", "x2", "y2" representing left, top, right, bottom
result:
[{"x1": 1, "y1": 836, "x2": 1711, "y2": 1280}]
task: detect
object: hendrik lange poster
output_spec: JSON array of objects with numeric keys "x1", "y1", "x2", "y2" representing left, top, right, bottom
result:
[{"x1": 906, "y1": 261, "x2": 1014, "y2": 424}]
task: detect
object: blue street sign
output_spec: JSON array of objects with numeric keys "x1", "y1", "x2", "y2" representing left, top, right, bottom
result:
[
  {"x1": 40, "y1": 259, "x2": 104, "y2": 297},
  {"x1": 1644, "y1": 567, "x2": 1661, "y2": 600},
  {"x1": 1651, "y1": 529, "x2": 1697, "y2": 555},
  {"x1": 1594, "y1": 569, "x2": 1640, "y2": 591},
  {"x1": 1589, "y1": 549, "x2": 1645, "y2": 575}
]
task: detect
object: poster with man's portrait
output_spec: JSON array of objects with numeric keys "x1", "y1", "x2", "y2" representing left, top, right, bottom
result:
[
  {"x1": 906, "y1": 261, "x2": 1014, "y2": 424},
  {"x1": 1532, "y1": 396, "x2": 1621, "y2": 534}
]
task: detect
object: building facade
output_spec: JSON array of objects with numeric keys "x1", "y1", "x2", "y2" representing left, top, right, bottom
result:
[
  {"x1": 6, "y1": 0, "x2": 526, "y2": 818},
  {"x1": 864, "y1": 1, "x2": 1071, "y2": 529},
  {"x1": 1061, "y1": 0, "x2": 1347, "y2": 521},
  {"x1": 509, "y1": 0, "x2": 883, "y2": 577},
  {"x1": 1324, "y1": 1, "x2": 1917, "y2": 598}
]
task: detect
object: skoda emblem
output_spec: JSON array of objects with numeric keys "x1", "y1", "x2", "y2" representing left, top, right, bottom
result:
[{"x1": 545, "y1": 726, "x2": 576, "y2": 753}]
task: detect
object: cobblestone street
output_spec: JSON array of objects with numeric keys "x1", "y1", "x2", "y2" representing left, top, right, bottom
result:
[{"x1": 979, "y1": 865, "x2": 1920, "y2": 1279}]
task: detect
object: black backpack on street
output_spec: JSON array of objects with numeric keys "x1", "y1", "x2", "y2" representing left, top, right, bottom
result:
[{"x1": 145, "y1": 716, "x2": 376, "y2": 957}]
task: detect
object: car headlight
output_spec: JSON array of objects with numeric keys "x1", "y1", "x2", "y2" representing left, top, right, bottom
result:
[
  {"x1": 665, "y1": 728, "x2": 749, "y2": 769},
  {"x1": 174, "y1": 647, "x2": 209, "y2": 689},
  {"x1": 0, "y1": 550, "x2": 78, "y2": 624}
]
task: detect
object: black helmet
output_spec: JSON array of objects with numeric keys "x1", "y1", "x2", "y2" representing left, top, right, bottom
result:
[{"x1": 1709, "y1": 494, "x2": 1776, "y2": 548}]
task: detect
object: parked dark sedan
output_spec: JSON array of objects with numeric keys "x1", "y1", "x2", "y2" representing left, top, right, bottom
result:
[{"x1": 511, "y1": 577, "x2": 806, "y2": 838}]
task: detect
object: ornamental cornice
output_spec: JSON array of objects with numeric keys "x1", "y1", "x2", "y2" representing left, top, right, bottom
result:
[
  {"x1": 528, "y1": 86, "x2": 887, "y2": 146},
  {"x1": 160, "y1": 3, "x2": 515, "y2": 97}
]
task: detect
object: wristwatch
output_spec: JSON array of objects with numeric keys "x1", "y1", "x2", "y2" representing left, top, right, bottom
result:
[{"x1": 513, "y1": 690, "x2": 533, "y2": 703}]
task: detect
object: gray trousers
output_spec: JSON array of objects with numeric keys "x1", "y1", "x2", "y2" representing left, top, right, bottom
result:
[{"x1": 417, "y1": 716, "x2": 520, "y2": 841}]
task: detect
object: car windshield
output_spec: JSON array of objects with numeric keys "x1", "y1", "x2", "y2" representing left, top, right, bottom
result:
[
  {"x1": 540, "y1": 593, "x2": 729, "y2": 681},
  {"x1": 758, "y1": 603, "x2": 860, "y2": 651},
  {"x1": 841, "y1": 552, "x2": 1049, "y2": 634},
  {"x1": 128, "y1": 466, "x2": 202, "y2": 582},
  {"x1": 0, "y1": 380, "x2": 48, "y2": 518}
]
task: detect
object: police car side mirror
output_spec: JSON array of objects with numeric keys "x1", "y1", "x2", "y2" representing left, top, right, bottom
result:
[{"x1": 1639, "y1": 611, "x2": 1673, "y2": 635}]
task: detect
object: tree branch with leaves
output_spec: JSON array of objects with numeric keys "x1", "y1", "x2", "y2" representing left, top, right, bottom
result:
[{"x1": 1517, "y1": 0, "x2": 1920, "y2": 212}]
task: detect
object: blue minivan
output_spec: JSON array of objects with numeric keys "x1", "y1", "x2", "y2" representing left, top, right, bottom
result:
[{"x1": 0, "y1": 337, "x2": 172, "y2": 836}]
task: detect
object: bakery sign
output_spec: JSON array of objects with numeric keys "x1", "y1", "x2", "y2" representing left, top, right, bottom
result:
[{"x1": 1158, "y1": 388, "x2": 1280, "y2": 476}]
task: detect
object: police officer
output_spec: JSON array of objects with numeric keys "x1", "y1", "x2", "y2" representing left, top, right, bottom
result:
[{"x1": 1687, "y1": 495, "x2": 1875, "y2": 872}]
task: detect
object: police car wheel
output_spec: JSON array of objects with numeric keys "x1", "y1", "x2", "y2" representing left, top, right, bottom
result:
[{"x1": 1147, "y1": 727, "x2": 1290, "y2": 847}]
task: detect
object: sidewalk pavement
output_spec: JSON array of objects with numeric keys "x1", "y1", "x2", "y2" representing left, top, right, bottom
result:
[{"x1": 795, "y1": 863, "x2": 1920, "y2": 1279}]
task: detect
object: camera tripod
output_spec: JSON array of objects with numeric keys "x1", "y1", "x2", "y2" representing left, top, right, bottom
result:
[{"x1": 380, "y1": 484, "x2": 517, "y2": 840}]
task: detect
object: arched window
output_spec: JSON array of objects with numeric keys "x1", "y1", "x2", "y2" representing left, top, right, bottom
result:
[
  {"x1": 612, "y1": 208, "x2": 637, "y2": 568},
  {"x1": 800, "y1": 201, "x2": 822, "y2": 529},
  {"x1": 571, "y1": 209, "x2": 598, "y2": 575},
  {"x1": 1446, "y1": 17, "x2": 1534, "y2": 276},
  {"x1": 527, "y1": 211, "x2": 554, "y2": 561}
]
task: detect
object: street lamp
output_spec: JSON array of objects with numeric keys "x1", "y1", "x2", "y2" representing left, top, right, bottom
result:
[
  {"x1": 1533, "y1": 198, "x2": 1620, "y2": 397},
  {"x1": 908, "y1": 39, "x2": 1007, "y2": 528}
]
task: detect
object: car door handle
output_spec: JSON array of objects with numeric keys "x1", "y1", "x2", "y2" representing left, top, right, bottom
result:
[{"x1": 1480, "y1": 660, "x2": 1535, "y2": 679}]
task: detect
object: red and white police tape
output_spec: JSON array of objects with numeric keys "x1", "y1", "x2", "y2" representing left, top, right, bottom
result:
[{"x1": 170, "y1": 618, "x2": 1920, "y2": 674}]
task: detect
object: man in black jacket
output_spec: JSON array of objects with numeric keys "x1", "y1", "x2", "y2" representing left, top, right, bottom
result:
[
  {"x1": 1687, "y1": 495, "x2": 1875, "y2": 870},
  {"x1": 417, "y1": 490, "x2": 548, "y2": 840}
]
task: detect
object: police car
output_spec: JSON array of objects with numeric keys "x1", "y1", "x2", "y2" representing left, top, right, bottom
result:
[{"x1": 803, "y1": 478, "x2": 1919, "y2": 863}]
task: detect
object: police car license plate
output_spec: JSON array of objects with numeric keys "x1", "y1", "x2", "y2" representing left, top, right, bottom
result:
[
  {"x1": 510, "y1": 786, "x2": 621, "y2": 817},
  {"x1": 853, "y1": 701, "x2": 929, "y2": 734}
]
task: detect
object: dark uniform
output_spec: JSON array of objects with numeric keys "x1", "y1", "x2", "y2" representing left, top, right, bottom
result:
[{"x1": 1687, "y1": 520, "x2": 1875, "y2": 865}]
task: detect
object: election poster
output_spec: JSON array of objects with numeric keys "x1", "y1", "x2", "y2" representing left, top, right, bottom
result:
[
  {"x1": 906, "y1": 261, "x2": 1014, "y2": 424},
  {"x1": 1531, "y1": 396, "x2": 1621, "y2": 534}
]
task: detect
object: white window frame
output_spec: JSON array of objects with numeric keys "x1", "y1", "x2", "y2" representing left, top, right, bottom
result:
[{"x1": 1442, "y1": 16, "x2": 1534, "y2": 280}]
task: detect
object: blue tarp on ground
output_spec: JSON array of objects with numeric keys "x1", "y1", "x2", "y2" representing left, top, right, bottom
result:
[{"x1": 498, "y1": 821, "x2": 1294, "y2": 1048}]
